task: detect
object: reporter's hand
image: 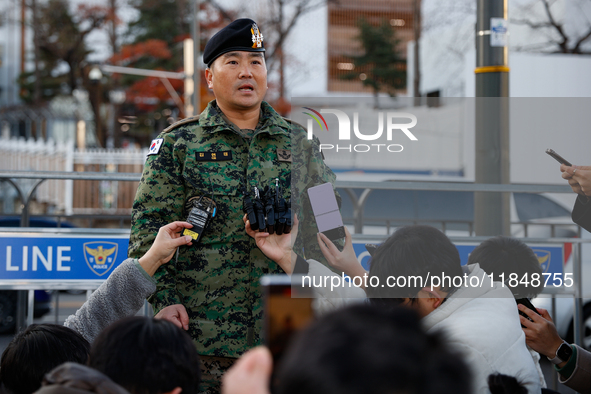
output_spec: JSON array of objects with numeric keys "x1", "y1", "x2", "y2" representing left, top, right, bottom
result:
[
  {"x1": 244, "y1": 214, "x2": 299, "y2": 274},
  {"x1": 222, "y1": 347, "x2": 272, "y2": 394},
  {"x1": 154, "y1": 304, "x2": 189, "y2": 330},
  {"x1": 519, "y1": 305, "x2": 564, "y2": 359},
  {"x1": 317, "y1": 227, "x2": 368, "y2": 287},
  {"x1": 138, "y1": 221, "x2": 193, "y2": 276},
  {"x1": 561, "y1": 164, "x2": 591, "y2": 198}
]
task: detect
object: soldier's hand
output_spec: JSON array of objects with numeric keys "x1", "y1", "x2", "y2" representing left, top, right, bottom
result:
[
  {"x1": 155, "y1": 304, "x2": 190, "y2": 330},
  {"x1": 222, "y1": 346, "x2": 272, "y2": 394},
  {"x1": 138, "y1": 221, "x2": 193, "y2": 276},
  {"x1": 244, "y1": 214, "x2": 299, "y2": 274}
]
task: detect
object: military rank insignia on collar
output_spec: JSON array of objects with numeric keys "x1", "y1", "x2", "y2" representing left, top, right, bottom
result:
[
  {"x1": 195, "y1": 151, "x2": 233, "y2": 161},
  {"x1": 148, "y1": 138, "x2": 164, "y2": 155},
  {"x1": 277, "y1": 149, "x2": 292, "y2": 163}
]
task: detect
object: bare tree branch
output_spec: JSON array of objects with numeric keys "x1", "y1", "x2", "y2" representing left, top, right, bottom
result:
[
  {"x1": 203, "y1": 0, "x2": 233, "y2": 22},
  {"x1": 540, "y1": 0, "x2": 569, "y2": 51},
  {"x1": 572, "y1": 25, "x2": 591, "y2": 53},
  {"x1": 511, "y1": 18, "x2": 553, "y2": 29}
]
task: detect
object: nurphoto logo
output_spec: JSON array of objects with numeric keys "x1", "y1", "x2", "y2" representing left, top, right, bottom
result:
[{"x1": 303, "y1": 108, "x2": 418, "y2": 153}]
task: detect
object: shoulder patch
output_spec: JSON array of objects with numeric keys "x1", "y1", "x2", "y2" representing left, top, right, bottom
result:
[
  {"x1": 147, "y1": 138, "x2": 164, "y2": 155},
  {"x1": 163, "y1": 115, "x2": 201, "y2": 133}
]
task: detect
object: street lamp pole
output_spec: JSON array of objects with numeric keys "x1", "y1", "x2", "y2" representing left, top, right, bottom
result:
[{"x1": 89, "y1": 66, "x2": 104, "y2": 147}]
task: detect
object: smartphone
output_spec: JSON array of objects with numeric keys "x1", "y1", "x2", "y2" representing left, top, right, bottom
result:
[
  {"x1": 261, "y1": 275, "x2": 314, "y2": 365},
  {"x1": 365, "y1": 243, "x2": 379, "y2": 257},
  {"x1": 307, "y1": 182, "x2": 345, "y2": 241},
  {"x1": 545, "y1": 149, "x2": 573, "y2": 167},
  {"x1": 516, "y1": 298, "x2": 540, "y2": 327}
]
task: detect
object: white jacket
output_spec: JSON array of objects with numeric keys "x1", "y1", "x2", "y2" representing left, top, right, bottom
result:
[
  {"x1": 305, "y1": 261, "x2": 544, "y2": 393},
  {"x1": 422, "y1": 264, "x2": 542, "y2": 394}
]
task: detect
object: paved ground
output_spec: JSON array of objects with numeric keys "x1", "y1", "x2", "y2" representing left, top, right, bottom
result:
[{"x1": 0, "y1": 294, "x2": 581, "y2": 393}]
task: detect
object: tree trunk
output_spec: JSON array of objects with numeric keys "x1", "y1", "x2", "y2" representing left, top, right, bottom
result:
[
  {"x1": 30, "y1": 0, "x2": 42, "y2": 104},
  {"x1": 108, "y1": 0, "x2": 118, "y2": 54},
  {"x1": 279, "y1": 47, "x2": 285, "y2": 100}
]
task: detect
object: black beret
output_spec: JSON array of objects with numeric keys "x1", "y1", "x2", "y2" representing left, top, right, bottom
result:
[{"x1": 203, "y1": 18, "x2": 265, "y2": 67}]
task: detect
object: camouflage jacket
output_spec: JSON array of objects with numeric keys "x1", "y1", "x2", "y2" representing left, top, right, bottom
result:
[{"x1": 128, "y1": 101, "x2": 337, "y2": 357}]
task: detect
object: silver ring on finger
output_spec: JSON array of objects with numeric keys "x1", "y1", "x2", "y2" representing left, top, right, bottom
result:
[{"x1": 573, "y1": 168, "x2": 577, "y2": 174}]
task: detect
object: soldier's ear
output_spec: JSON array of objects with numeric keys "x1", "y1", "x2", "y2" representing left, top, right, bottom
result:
[{"x1": 205, "y1": 68, "x2": 214, "y2": 89}]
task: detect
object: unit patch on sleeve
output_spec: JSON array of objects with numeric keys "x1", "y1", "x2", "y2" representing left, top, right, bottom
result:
[
  {"x1": 276, "y1": 149, "x2": 292, "y2": 163},
  {"x1": 195, "y1": 151, "x2": 233, "y2": 161},
  {"x1": 147, "y1": 138, "x2": 164, "y2": 155}
]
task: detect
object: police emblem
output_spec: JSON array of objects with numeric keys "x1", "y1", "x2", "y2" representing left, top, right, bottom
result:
[
  {"x1": 251, "y1": 23, "x2": 263, "y2": 48},
  {"x1": 533, "y1": 249, "x2": 551, "y2": 273},
  {"x1": 83, "y1": 242, "x2": 118, "y2": 276}
]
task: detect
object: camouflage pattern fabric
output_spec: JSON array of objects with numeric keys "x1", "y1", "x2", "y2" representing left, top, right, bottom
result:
[
  {"x1": 198, "y1": 355, "x2": 236, "y2": 394},
  {"x1": 128, "y1": 100, "x2": 337, "y2": 358}
]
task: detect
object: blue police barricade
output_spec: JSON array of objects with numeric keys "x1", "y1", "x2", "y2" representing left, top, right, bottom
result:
[{"x1": 0, "y1": 228, "x2": 132, "y2": 328}]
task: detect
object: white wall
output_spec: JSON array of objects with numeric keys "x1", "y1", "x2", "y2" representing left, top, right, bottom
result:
[{"x1": 464, "y1": 51, "x2": 591, "y2": 97}]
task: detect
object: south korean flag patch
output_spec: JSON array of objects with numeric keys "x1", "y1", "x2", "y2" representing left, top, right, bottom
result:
[{"x1": 147, "y1": 138, "x2": 164, "y2": 156}]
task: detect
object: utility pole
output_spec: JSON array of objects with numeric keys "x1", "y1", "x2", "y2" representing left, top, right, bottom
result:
[{"x1": 474, "y1": 0, "x2": 510, "y2": 236}]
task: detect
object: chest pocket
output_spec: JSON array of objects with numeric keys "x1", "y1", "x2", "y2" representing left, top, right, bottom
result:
[
  {"x1": 181, "y1": 151, "x2": 246, "y2": 243},
  {"x1": 183, "y1": 152, "x2": 243, "y2": 197},
  {"x1": 252, "y1": 140, "x2": 292, "y2": 193}
]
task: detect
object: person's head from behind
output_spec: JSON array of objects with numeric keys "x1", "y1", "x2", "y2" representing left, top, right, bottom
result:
[
  {"x1": 274, "y1": 304, "x2": 471, "y2": 394},
  {"x1": 366, "y1": 225, "x2": 463, "y2": 317},
  {"x1": 0, "y1": 324, "x2": 89, "y2": 394},
  {"x1": 88, "y1": 316, "x2": 200, "y2": 394},
  {"x1": 468, "y1": 236, "x2": 543, "y2": 298}
]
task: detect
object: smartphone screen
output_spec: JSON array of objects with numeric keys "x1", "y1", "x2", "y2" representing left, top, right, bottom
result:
[
  {"x1": 307, "y1": 182, "x2": 345, "y2": 241},
  {"x1": 262, "y1": 275, "x2": 314, "y2": 365}
]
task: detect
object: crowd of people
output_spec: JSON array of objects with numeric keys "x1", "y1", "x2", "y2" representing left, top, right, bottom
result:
[{"x1": 1, "y1": 16, "x2": 591, "y2": 394}]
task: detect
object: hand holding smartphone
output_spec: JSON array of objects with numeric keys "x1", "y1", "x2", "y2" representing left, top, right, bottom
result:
[
  {"x1": 516, "y1": 298, "x2": 540, "y2": 327},
  {"x1": 545, "y1": 149, "x2": 573, "y2": 167},
  {"x1": 261, "y1": 275, "x2": 313, "y2": 365},
  {"x1": 307, "y1": 183, "x2": 345, "y2": 241}
]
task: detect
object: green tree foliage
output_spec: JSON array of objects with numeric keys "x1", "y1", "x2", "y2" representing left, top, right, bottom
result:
[
  {"x1": 18, "y1": 0, "x2": 109, "y2": 103},
  {"x1": 343, "y1": 18, "x2": 406, "y2": 107},
  {"x1": 111, "y1": 0, "x2": 232, "y2": 144}
]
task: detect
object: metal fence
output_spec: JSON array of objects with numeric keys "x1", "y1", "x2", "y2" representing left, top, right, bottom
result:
[{"x1": 0, "y1": 171, "x2": 588, "y2": 392}]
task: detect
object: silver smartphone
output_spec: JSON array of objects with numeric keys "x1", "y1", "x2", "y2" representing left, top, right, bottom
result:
[{"x1": 307, "y1": 182, "x2": 345, "y2": 241}]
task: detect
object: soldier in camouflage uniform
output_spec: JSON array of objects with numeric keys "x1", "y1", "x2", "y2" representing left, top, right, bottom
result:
[{"x1": 128, "y1": 18, "x2": 338, "y2": 393}]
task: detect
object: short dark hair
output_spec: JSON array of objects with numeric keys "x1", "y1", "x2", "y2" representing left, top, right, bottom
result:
[
  {"x1": 468, "y1": 236, "x2": 543, "y2": 298},
  {"x1": 274, "y1": 304, "x2": 471, "y2": 394},
  {"x1": 0, "y1": 324, "x2": 90, "y2": 394},
  {"x1": 89, "y1": 317, "x2": 200, "y2": 394},
  {"x1": 366, "y1": 225, "x2": 463, "y2": 303}
]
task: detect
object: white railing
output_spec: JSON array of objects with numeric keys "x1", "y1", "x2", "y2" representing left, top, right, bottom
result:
[{"x1": 0, "y1": 138, "x2": 146, "y2": 215}]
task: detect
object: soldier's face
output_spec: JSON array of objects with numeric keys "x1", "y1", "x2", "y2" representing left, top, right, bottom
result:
[{"x1": 205, "y1": 51, "x2": 267, "y2": 113}]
